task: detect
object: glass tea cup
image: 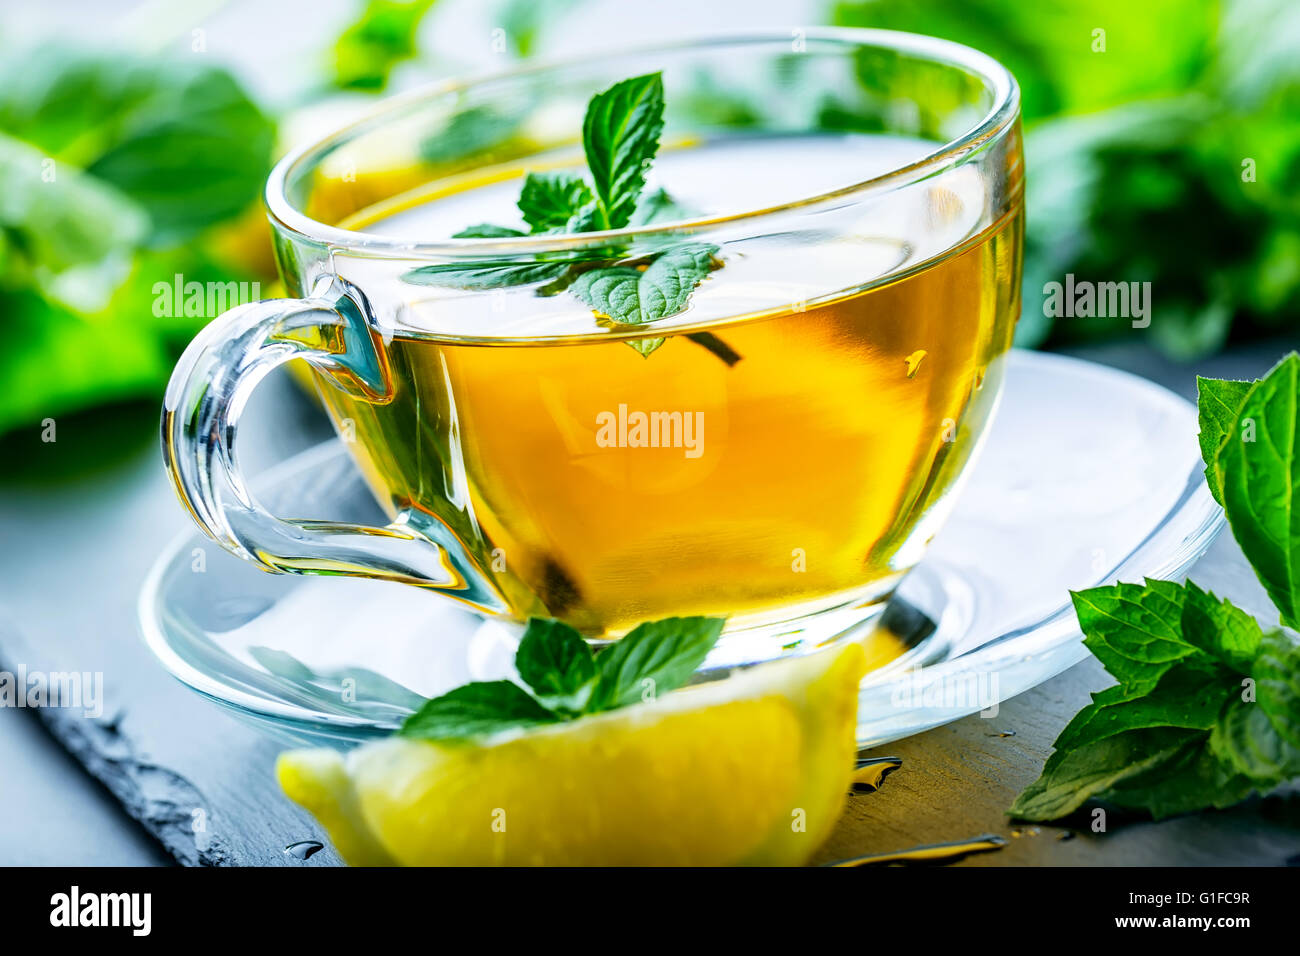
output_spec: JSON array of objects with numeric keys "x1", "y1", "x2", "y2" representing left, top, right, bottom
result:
[{"x1": 163, "y1": 29, "x2": 1023, "y2": 667}]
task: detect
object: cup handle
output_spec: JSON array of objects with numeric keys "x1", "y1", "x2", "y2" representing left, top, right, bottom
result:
[{"x1": 161, "y1": 277, "x2": 506, "y2": 615}]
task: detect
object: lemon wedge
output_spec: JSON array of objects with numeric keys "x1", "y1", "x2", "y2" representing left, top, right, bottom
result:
[{"x1": 278, "y1": 640, "x2": 865, "y2": 866}]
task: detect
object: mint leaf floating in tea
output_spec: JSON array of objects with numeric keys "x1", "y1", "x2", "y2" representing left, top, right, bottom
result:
[
  {"x1": 401, "y1": 72, "x2": 740, "y2": 365},
  {"x1": 403, "y1": 257, "x2": 581, "y2": 290},
  {"x1": 572, "y1": 242, "x2": 719, "y2": 323},
  {"x1": 399, "y1": 615, "x2": 726, "y2": 741},
  {"x1": 572, "y1": 242, "x2": 720, "y2": 357},
  {"x1": 1011, "y1": 353, "x2": 1300, "y2": 822}
]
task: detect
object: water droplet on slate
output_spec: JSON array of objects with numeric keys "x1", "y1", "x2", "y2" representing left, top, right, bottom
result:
[
  {"x1": 851, "y1": 755, "x2": 903, "y2": 793},
  {"x1": 284, "y1": 840, "x2": 324, "y2": 860}
]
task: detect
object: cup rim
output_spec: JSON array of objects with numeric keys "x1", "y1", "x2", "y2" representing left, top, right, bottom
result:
[{"x1": 265, "y1": 27, "x2": 1020, "y2": 258}]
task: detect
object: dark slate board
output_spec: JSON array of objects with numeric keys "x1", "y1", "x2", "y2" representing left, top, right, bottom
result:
[
  {"x1": 2, "y1": 344, "x2": 1299, "y2": 866},
  {"x1": 0, "y1": 374, "x2": 341, "y2": 866}
]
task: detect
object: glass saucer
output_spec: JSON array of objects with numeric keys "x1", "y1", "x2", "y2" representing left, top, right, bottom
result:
[{"x1": 139, "y1": 350, "x2": 1223, "y2": 747}]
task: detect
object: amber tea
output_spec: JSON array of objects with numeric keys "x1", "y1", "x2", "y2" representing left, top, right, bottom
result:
[{"x1": 313, "y1": 135, "x2": 1023, "y2": 638}]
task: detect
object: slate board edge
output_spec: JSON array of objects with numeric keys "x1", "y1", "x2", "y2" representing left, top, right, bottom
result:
[{"x1": 0, "y1": 618, "x2": 227, "y2": 866}]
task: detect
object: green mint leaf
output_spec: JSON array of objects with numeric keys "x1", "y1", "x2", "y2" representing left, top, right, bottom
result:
[
  {"x1": 1008, "y1": 726, "x2": 1201, "y2": 821},
  {"x1": 582, "y1": 72, "x2": 665, "y2": 229},
  {"x1": 514, "y1": 618, "x2": 597, "y2": 711},
  {"x1": 431, "y1": 75, "x2": 736, "y2": 365},
  {"x1": 1015, "y1": 578, "x2": 1300, "y2": 821},
  {"x1": 453, "y1": 224, "x2": 527, "y2": 238},
  {"x1": 1208, "y1": 694, "x2": 1300, "y2": 783},
  {"x1": 399, "y1": 680, "x2": 559, "y2": 740},
  {"x1": 570, "y1": 242, "x2": 718, "y2": 325},
  {"x1": 518, "y1": 172, "x2": 596, "y2": 233},
  {"x1": 628, "y1": 336, "x2": 667, "y2": 358},
  {"x1": 589, "y1": 617, "x2": 725, "y2": 711},
  {"x1": 1179, "y1": 580, "x2": 1263, "y2": 673},
  {"x1": 1254, "y1": 627, "x2": 1300, "y2": 749},
  {"x1": 1099, "y1": 738, "x2": 1257, "y2": 820},
  {"x1": 1197, "y1": 376, "x2": 1252, "y2": 504},
  {"x1": 403, "y1": 258, "x2": 574, "y2": 290},
  {"x1": 1015, "y1": 352, "x2": 1300, "y2": 823},
  {"x1": 1214, "y1": 352, "x2": 1300, "y2": 629},
  {"x1": 1070, "y1": 580, "x2": 1199, "y2": 696},
  {"x1": 1051, "y1": 667, "x2": 1235, "y2": 755}
]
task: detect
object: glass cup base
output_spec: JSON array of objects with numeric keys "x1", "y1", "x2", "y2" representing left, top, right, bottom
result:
[{"x1": 139, "y1": 351, "x2": 1223, "y2": 748}]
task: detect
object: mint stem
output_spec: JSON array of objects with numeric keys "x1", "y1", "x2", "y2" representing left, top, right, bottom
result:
[{"x1": 686, "y1": 331, "x2": 742, "y2": 366}]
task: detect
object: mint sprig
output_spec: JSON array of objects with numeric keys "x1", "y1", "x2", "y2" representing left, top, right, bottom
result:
[
  {"x1": 402, "y1": 72, "x2": 737, "y2": 364},
  {"x1": 1012, "y1": 352, "x2": 1300, "y2": 822},
  {"x1": 571, "y1": 242, "x2": 719, "y2": 327},
  {"x1": 398, "y1": 615, "x2": 726, "y2": 741}
]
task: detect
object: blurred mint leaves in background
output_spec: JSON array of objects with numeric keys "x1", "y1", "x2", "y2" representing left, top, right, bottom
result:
[
  {"x1": 330, "y1": 0, "x2": 439, "y2": 91},
  {"x1": 4, "y1": 0, "x2": 1300, "y2": 447},
  {"x1": 0, "y1": 49, "x2": 275, "y2": 243},
  {"x1": 0, "y1": 43, "x2": 274, "y2": 439},
  {"x1": 326, "y1": 0, "x2": 579, "y2": 91},
  {"x1": 836, "y1": 0, "x2": 1300, "y2": 359},
  {"x1": 0, "y1": 0, "x2": 571, "y2": 448}
]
